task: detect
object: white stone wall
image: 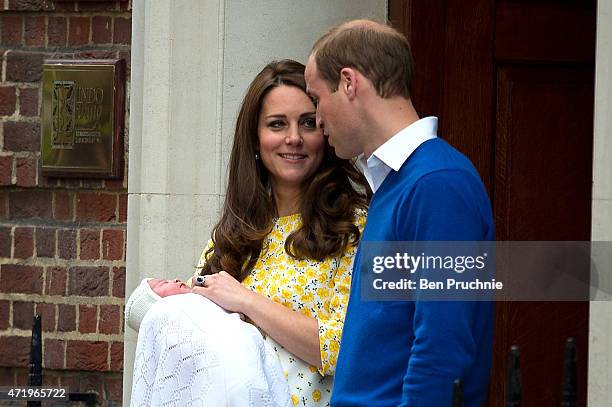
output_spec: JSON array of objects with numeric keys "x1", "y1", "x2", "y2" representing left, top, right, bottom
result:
[
  {"x1": 589, "y1": 0, "x2": 612, "y2": 405},
  {"x1": 123, "y1": 0, "x2": 386, "y2": 403}
]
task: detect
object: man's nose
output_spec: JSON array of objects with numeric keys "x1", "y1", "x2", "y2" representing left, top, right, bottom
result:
[{"x1": 316, "y1": 110, "x2": 324, "y2": 130}]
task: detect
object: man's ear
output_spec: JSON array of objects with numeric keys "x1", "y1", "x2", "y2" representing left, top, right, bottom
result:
[{"x1": 339, "y1": 67, "x2": 358, "y2": 99}]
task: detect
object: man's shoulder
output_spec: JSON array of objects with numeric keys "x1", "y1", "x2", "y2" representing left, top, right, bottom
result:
[
  {"x1": 406, "y1": 138, "x2": 476, "y2": 174},
  {"x1": 377, "y1": 138, "x2": 479, "y2": 195}
]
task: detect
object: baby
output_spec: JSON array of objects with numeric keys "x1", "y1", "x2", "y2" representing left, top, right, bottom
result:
[
  {"x1": 124, "y1": 278, "x2": 191, "y2": 331},
  {"x1": 125, "y1": 278, "x2": 290, "y2": 407}
]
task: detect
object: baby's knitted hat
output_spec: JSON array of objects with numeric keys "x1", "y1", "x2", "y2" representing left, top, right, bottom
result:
[{"x1": 125, "y1": 278, "x2": 161, "y2": 331}]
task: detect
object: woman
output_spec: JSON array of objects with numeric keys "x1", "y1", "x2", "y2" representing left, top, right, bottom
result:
[{"x1": 191, "y1": 59, "x2": 369, "y2": 406}]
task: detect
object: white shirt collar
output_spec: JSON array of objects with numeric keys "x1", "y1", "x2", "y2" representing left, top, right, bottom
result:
[{"x1": 358, "y1": 116, "x2": 438, "y2": 192}]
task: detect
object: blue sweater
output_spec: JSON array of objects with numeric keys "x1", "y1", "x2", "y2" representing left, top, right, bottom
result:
[{"x1": 331, "y1": 138, "x2": 494, "y2": 407}]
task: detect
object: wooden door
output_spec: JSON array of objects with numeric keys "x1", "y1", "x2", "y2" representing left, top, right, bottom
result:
[{"x1": 389, "y1": 1, "x2": 596, "y2": 405}]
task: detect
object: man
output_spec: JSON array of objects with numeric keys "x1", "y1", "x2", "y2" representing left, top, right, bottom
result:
[{"x1": 305, "y1": 20, "x2": 494, "y2": 406}]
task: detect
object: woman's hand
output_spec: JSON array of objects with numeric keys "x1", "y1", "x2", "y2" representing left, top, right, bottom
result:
[
  {"x1": 192, "y1": 270, "x2": 322, "y2": 368},
  {"x1": 191, "y1": 271, "x2": 255, "y2": 314}
]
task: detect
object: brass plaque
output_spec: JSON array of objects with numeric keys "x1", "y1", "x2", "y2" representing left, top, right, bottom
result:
[{"x1": 41, "y1": 59, "x2": 125, "y2": 178}]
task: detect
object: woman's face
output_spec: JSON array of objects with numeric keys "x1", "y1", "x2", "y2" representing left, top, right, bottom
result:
[
  {"x1": 257, "y1": 85, "x2": 325, "y2": 193},
  {"x1": 148, "y1": 279, "x2": 190, "y2": 298}
]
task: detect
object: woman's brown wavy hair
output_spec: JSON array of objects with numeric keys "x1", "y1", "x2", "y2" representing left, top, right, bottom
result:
[{"x1": 201, "y1": 59, "x2": 370, "y2": 281}]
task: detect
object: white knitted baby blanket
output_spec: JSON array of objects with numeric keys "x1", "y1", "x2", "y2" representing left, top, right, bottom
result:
[{"x1": 130, "y1": 293, "x2": 291, "y2": 407}]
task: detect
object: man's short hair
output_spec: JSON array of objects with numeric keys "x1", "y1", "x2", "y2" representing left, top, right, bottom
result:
[{"x1": 312, "y1": 19, "x2": 414, "y2": 100}]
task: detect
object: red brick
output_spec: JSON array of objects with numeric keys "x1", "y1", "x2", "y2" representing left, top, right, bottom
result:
[
  {"x1": 43, "y1": 339, "x2": 65, "y2": 369},
  {"x1": 77, "y1": 305, "x2": 97, "y2": 333},
  {"x1": 54, "y1": 191, "x2": 73, "y2": 221},
  {"x1": 80, "y1": 178, "x2": 103, "y2": 189},
  {"x1": 99, "y1": 305, "x2": 120, "y2": 334},
  {"x1": 57, "y1": 304, "x2": 75, "y2": 332},
  {"x1": 91, "y1": 16, "x2": 112, "y2": 44},
  {"x1": 113, "y1": 17, "x2": 130, "y2": 45},
  {"x1": 66, "y1": 341, "x2": 108, "y2": 371},
  {"x1": 0, "y1": 156, "x2": 13, "y2": 186},
  {"x1": 0, "y1": 227, "x2": 10, "y2": 258},
  {"x1": 111, "y1": 266, "x2": 125, "y2": 298},
  {"x1": 57, "y1": 229, "x2": 76, "y2": 259},
  {"x1": 0, "y1": 369, "x2": 15, "y2": 386},
  {"x1": 12, "y1": 301, "x2": 34, "y2": 329},
  {"x1": 37, "y1": 174, "x2": 58, "y2": 188},
  {"x1": 60, "y1": 178, "x2": 81, "y2": 188},
  {"x1": 0, "y1": 264, "x2": 43, "y2": 294},
  {"x1": 18, "y1": 87, "x2": 38, "y2": 117},
  {"x1": 79, "y1": 1, "x2": 118, "y2": 12},
  {"x1": 13, "y1": 227, "x2": 33, "y2": 258},
  {"x1": 10, "y1": 0, "x2": 53, "y2": 11},
  {"x1": 110, "y1": 341, "x2": 123, "y2": 372},
  {"x1": 8, "y1": 190, "x2": 51, "y2": 219},
  {"x1": 118, "y1": 194, "x2": 128, "y2": 223},
  {"x1": 104, "y1": 179, "x2": 124, "y2": 189},
  {"x1": 0, "y1": 192, "x2": 7, "y2": 219},
  {"x1": 6, "y1": 51, "x2": 44, "y2": 82},
  {"x1": 106, "y1": 374, "x2": 123, "y2": 402},
  {"x1": 15, "y1": 157, "x2": 37, "y2": 187},
  {"x1": 15, "y1": 372, "x2": 27, "y2": 387},
  {"x1": 46, "y1": 51, "x2": 75, "y2": 61},
  {"x1": 79, "y1": 229, "x2": 100, "y2": 260},
  {"x1": 36, "y1": 228, "x2": 56, "y2": 258},
  {"x1": 73, "y1": 50, "x2": 116, "y2": 60},
  {"x1": 102, "y1": 229, "x2": 123, "y2": 260},
  {"x1": 69, "y1": 266, "x2": 109, "y2": 297},
  {"x1": 3, "y1": 121, "x2": 40, "y2": 152},
  {"x1": 42, "y1": 372, "x2": 60, "y2": 386},
  {"x1": 59, "y1": 374, "x2": 80, "y2": 393},
  {"x1": 24, "y1": 16, "x2": 44, "y2": 47},
  {"x1": 76, "y1": 193, "x2": 116, "y2": 222},
  {"x1": 1, "y1": 15, "x2": 23, "y2": 46},
  {"x1": 53, "y1": 1, "x2": 75, "y2": 11},
  {"x1": 68, "y1": 17, "x2": 90, "y2": 46},
  {"x1": 46, "y1": 266, "x2": 66, "y2": 296},
  {"x1": 47, "y1": 17, "x2": 66, "y2": 47},
  {"x1": 49, "y1": 52, "x2": 78, "y2": 61},
  {"x1": 118, "y1": 49, "x2": 131, "y2": 78},
  {"x1": 78, "y1": 373, "x2": 105, "y2": 397},
  {"x1": 0, "y1": 336, "x2": 30, "y2": 367},
  {"x1": 35, "y1": 302, "x2": 56, "y2": 332},
  {"x1": 0, "y1": 86, "x2": 17, "y2": 116},
  {"x1": 0, "y1": 300, "x2": 10, "y2": 330}
]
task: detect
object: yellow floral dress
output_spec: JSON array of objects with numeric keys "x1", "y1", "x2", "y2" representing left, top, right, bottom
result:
[{"x1": 194, "y1": 211, "x2": 366, "y2": 406}]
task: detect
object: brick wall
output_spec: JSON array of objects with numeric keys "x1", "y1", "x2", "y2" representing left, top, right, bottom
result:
[{"x1": 0, "y1": 1, "x2": 130, "y2": 405}]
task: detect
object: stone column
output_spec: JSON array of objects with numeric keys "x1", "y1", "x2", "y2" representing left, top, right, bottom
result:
[
  {"x1": 123, "y1": 0, "x2": 386, "y2": 403},
  {"x1": 589, "y1": 0, "x2": 612, "y2": 405}
]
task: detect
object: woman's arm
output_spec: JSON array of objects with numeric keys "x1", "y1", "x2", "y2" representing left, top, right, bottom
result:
[
  {"x1": 191, "y1": 210, "x2": 365, "y2": 371},
  {"x1": 191, "y1": 271, "x2": 322, "y2": 368}
]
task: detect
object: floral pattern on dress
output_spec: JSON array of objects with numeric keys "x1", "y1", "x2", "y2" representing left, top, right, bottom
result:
[{"x1": 194, "y1": 210, "x2": 366, "y2": 406}]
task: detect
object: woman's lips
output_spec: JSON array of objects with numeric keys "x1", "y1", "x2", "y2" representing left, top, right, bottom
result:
[{"x1": 278, "y1": 153, "x2": 307, "y2": 160}]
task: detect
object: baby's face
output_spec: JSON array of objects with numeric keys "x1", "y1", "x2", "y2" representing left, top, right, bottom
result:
[{"x1": 148, "y1": 279, "x2": 191, "y2": 297}]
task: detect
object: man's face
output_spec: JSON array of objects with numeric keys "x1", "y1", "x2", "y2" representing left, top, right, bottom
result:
[
  {"x1": 305, "y1": 55, "x2": 361, "y2": 159},
  {"x1": 148, "y1": 279, "x2": 191, "y2": 298}
]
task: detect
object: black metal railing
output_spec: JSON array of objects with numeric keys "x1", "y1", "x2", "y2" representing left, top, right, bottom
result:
[
  {"x1": 30, "y1": 311, "x2": 578, "y2": 406},
  {"x1": 451, "y1": 337, "x2": 577, "y2": 406},
  {"x1": 27, "y1": 315, "x2": 98, "y2": 406}
]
